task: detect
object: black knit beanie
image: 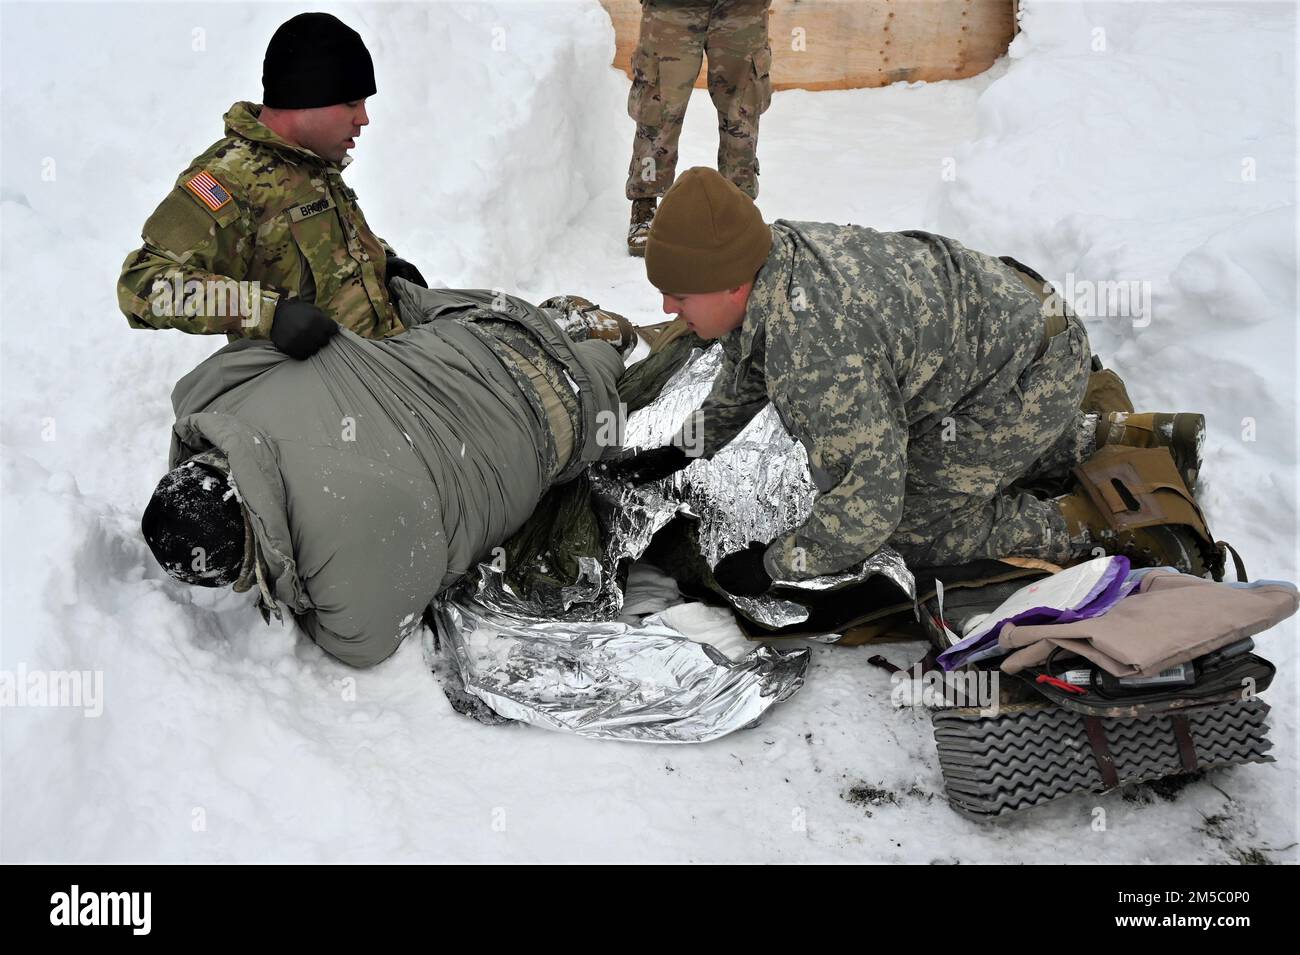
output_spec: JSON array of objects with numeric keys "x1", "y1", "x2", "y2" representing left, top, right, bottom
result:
[
  {"x1": 262, "y1": 13, "x2": 376, "y2": 109},
  {"x1": 142, "y1": 460, "x2": 247, "y2": 588}
]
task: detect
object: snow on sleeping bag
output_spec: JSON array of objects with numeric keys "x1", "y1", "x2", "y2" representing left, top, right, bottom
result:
[{"x1": 164, "y1": 282, "x2": 624, "y2": 667}]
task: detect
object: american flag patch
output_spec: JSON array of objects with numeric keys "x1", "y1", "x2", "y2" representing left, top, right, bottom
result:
[{"x1": 184, "y1": 171, "x2": 232, "y2": 212}]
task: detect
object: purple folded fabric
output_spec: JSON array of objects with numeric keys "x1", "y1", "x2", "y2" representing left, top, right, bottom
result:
[{"x1": 938, "y1": 556, "x2": 1133, "y2": 670}]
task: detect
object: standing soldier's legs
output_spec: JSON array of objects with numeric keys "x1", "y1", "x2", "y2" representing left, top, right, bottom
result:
[
  {"x1": 887, "y1": 316, "x2": 1093, "y2": 567},
  {"x1": 626, "y1": 1, "x2": 711, "y2": 199},
  {"x1": 704, "y1": 0, "x2": 773, "y2": 198}
]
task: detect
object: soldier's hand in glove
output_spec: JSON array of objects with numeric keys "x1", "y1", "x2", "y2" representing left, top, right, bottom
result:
[
  {"x1": 712, "y1": 541, "x2": 775, "y2": 597},
  {"x1": 605, "y1": 444, "x2": 690, "y2": 485},
  {"x1": 270, "y1": 299, "x2": 339, "y2": 360},
  {"x1": 385, "y1": 250, "x2": 428, "y2": 291}
]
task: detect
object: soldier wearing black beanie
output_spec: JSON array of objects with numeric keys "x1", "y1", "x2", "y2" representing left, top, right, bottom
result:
[
  {"x1": 118, "y1": 10, "x2": 430, "y2": 363},
  {"x1": 262, "y1": 12, "x2": 376, "y2": 110}
]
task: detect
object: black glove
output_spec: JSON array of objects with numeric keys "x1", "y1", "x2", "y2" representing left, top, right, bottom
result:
[
  {"x1": 606, "y1": 444, "x2": 690, "y2": 485},
  {"x1": 270, "y1": 299, "x2": 339, "y2": 360},
  {"x1": 712, "y1": 542, "x2": 774, "y2": 597},
  {"x1": 385, "y1": 251, "x2": 428, "y2": 291}
]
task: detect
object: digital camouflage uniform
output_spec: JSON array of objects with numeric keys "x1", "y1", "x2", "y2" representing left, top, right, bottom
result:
[
  {"x1": 678, "y1": 220, "x2": 1094, "y2": 579},
  {"x1": 118, "y1": 101, "x2": 402, "y2": 340},
  {"x1": 626, "y1": 0, "x2": 773, "y2": 200}
]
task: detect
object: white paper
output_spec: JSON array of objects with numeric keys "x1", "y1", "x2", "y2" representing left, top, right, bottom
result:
[{"x1": 958, "y1": 557, "x2": 1119, "y2": 643}]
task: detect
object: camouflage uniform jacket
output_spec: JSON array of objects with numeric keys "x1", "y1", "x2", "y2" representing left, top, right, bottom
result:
[
  {"x1": 682, "y1": 220, "x2": 1047, "y2": 580},
  {"x1": 118, "y1": 101, "x2": 402, "y2": 340}
]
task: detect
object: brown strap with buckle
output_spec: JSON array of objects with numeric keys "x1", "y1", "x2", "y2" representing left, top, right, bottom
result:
[
  {"x1": 1084, "y1": 716, "x2": 1120, "y2": 789},
  {"x1": 1169, "y1": 714, "x2": 1200, "y2": 772}
]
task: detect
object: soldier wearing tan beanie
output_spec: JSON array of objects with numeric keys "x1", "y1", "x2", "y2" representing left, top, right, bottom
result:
[
  {"x1": 646, "y1": 166, "x2": 773, "y2": 298},
  {"x1": 618, "y1": 167, "x2": 1204, "y2": 599}
]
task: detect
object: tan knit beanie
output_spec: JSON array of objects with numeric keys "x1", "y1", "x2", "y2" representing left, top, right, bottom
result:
[{"x1": 645, "y1": 167, "x2": 773, "y2": 294}]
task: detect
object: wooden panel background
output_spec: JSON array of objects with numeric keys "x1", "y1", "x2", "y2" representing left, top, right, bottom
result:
[{"x1": 600, "y1": 0, "x2": 1017, "y2": 91}]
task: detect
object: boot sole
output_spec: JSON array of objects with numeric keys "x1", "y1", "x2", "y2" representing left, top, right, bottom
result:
[
  {"x1": 1168, "y1": 413, "x2": 1205, "y2": 491},
  {"x1": 1118, "y1": 523, "x2": 1210, "y2": 577}
]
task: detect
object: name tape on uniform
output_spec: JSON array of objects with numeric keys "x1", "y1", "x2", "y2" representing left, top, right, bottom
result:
[{"x1": 289, "y1": 195, "x2": 338, "y2": 223}]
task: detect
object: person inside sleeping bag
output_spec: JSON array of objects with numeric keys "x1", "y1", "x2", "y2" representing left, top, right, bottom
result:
[{"x1": 139, "y1": 282, "x2": 634, "y2": 667}]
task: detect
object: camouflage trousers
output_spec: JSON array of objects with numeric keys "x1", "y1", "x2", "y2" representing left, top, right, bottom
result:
[
  {"x1": 626, "y1": 0, "x2": 773, "y2": 200},
  {"x1": 886, "y1": 315, "x2": 1094, "y2": 568}
]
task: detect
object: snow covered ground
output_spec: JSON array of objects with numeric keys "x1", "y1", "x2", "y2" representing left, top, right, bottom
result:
[{"x1": 1, "y1": 0, "x2": 1295, "y2": 862}]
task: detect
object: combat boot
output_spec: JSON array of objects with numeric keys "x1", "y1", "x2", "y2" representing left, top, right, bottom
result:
[
  {"x1": 627, "y1": 198, "x2": 657, "y2": 257},
  {"x1": 1095, "y1": 412, "x2": 1205, "y2": 491},
  {"x1": 1055, "y1": 489, "x2": 1210, "y2": 576},
  {"x1": 539, "y1": 294, "x2": 639, "y2": 357},
  {"x1": 1056, "y1": 445, "x2": 1226, "y2": 579}
]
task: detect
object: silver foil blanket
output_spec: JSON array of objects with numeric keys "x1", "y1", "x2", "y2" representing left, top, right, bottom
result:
[
  {"x1": 431, "y1": 341, "x2": 913, "y2": 742},
  {"x1": 425, "y1": 599, "x2": 807, "y2": 743},
  {"x1": 596, "y1": 342, "x2": 916, "y2": 629}
]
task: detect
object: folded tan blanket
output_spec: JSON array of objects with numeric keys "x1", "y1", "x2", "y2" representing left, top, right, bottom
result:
[{"x1": 999, "y1": 571, "x2": 1298, "y2": 677}]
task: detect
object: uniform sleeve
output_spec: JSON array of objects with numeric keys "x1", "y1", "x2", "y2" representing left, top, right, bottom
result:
[
  {"x1": 676, "y1": 348, "x2": 769, "y2": 459},
  {"x1": 764, "y1": 346, "x2": 909, "y2": 581},
  {"x1": 117, "y1": 175, "x2": 278, "y2": 338}
]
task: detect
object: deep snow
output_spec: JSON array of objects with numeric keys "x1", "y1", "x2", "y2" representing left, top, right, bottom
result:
[{"x1": 1, "y1": 0, "x2": 1296, "y2": 862}]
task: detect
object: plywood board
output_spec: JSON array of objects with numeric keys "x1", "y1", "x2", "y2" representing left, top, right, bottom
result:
[{"x1": 600, "y1": 0, "x2": 1015, "y2": 91}]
